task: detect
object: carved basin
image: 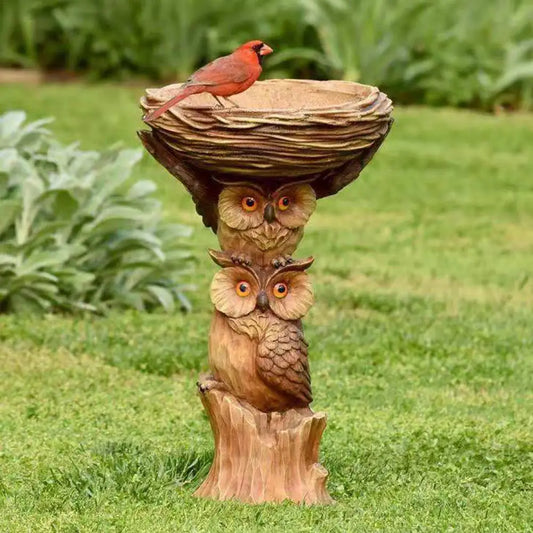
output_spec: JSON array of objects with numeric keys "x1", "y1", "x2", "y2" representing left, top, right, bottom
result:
[
  {"x1": 139, "y1": 78, "x2": 395, "y2": 505},
  {"x1": 140, "y1": 79, "x2": 393, "y2": 188}
]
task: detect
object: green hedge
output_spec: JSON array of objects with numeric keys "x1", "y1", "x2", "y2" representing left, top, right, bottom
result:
[{"x1": 1, "y1": 0, "x2": 532, "y2": 110}]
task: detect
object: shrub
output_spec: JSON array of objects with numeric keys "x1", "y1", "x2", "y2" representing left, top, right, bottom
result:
[
  {"x1": 0, "y1": 0, "x2": 532, "y2": 110},
  {"x1": 0, "y1": 111, "x2": 194, "y2": 314},
  {"x1": 301, "y1": 0, "x2": 533, "y2": 110}
]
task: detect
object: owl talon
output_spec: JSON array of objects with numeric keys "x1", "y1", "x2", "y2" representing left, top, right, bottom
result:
[
  {"x1": 272, "y1": 256, "x2": 293, "y2": 268},
  {"x1": 197, "y1": 376, "x2": 226, "y2": 394},
  {"x1": 231, "y1": 254, "x2": 252, "y2": 266}
]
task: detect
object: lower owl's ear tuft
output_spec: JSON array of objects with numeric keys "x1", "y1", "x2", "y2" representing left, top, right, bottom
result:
[{"x1": 208, "y1": 249, "x2": 234, "y2": 268}]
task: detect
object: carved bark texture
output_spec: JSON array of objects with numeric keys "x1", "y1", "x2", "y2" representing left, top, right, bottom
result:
[
  {"x1": 195, "y1": 389, "x2": 333, "y2": 504},
  {"x1": 140, "y1": 79, "x2": 393, "y2": 180},
  {"x1": 139, "y1": 78, "x2": 394, "y2": 506}
]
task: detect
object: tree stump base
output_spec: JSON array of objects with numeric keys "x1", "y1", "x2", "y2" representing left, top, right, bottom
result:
[{"x1": 195, "y1": 388, "x2": 334, "y2": 504}]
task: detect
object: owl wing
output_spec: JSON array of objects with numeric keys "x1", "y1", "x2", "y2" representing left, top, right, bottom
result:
[
  {"x1": 311, "y1": 120, "x2": 393, "y2": 199},
  {"x1": 256, "y1": 318, "x2": 312, "y2": 407},
  {"x1": 137, "y1": 129, "x2": 220, "y2": 231}
]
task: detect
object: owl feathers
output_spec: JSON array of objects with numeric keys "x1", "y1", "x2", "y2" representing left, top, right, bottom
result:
[
  {"x1": 208, "y1": 251, "x2": 314, "y2": 411},
  {"x1": 229, "y1": 313, "x2": 312, "y2": 407}
]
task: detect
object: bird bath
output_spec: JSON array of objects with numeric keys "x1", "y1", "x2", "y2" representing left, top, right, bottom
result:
[{"x1": 139, "y1": 79, "x2": 393, "y2": 504}]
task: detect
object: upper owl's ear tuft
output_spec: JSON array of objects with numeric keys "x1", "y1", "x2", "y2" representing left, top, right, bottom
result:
[{"x1": 208, "y1": 249, "x2": 234, "y2": 268}]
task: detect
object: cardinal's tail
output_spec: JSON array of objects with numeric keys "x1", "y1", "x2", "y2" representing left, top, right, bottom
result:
[{"x1": 143, "y1": 84, "x2": 200, "y2": 122}]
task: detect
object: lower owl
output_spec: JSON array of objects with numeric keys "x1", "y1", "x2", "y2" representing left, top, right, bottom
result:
[{"x1": 205, "y1": 250, "x2": 314, "y2": 412}]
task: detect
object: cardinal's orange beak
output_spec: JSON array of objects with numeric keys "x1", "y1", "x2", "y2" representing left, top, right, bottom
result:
[{"x1": 260, "y1": 44, "x2": 273, "y2": 56}]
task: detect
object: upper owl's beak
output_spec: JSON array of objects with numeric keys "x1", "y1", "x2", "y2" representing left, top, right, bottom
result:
[
  {"x1": 257, "y1": 291, "x2": 269, "y2": 311},
  {"x1": 264, "y1": 203, "x2": 275, "y2": 223}
]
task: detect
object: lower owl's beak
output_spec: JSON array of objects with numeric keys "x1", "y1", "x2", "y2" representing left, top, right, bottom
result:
[
  {"x1": 256, "y1": 291, "x2": 269, "y2": 311},
  {"x1": 264, "y1": 203, "x2": 275, "y2": 223}
]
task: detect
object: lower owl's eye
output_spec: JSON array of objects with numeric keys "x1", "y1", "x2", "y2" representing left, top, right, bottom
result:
[
  {"x1": 236, "y1": 281, "x2": 251, "y2": 297},
  {"x1": 273, "y1": 282, "x2": 288, "y2": 298},
  {"x1": 242, "y1": 197, "x2": 257, "y2": 212},
  {"x1": 278, "y1": 196, "x2": 290, "y2": 211}
]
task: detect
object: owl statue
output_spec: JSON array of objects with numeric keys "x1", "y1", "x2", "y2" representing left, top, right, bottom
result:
[
  {"x1": 216, "y1": 183, "x2": 316, "y2": 267},
  {"x1": 139, "y1": 127, "x2": 390, "y2": 268},
  {"x1": 204, "y1": 250, "x2": 314, "y2": 412}
]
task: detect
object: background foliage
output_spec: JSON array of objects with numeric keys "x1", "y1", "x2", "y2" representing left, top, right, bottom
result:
[
  {"x1": 0, "y1": 111, "x2": 193, "y2": 314},
  {"x1": 0, "y1": 85, "x2": 532, "y2": 530},
  {"x1": 1, "y1": 0, "x2": 533, "y2": 110}
]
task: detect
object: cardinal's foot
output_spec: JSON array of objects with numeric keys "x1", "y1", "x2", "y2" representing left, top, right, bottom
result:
[
  {"x1": 197, "y1": 375, "x2": 226, "y2": 394},
  {"x1": 212, "y1": 95, "x2": 226, "y2": 108},
  {"x1": 223, "y1": 96, "x2": 240, "y2": 107},
  {"x1": 272, "y1": 255, "x2": 294, "y2": 268},
  {"x1": 231, "y1": 253, "x2": 252, "y2": 266}
]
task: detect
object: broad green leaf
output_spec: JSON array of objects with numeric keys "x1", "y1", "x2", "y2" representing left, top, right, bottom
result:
[
  {"x1": 0, "y1": 111, "x2": 26, "y2": 143},
  {"x1": 127, "y1": 180, "x2": 157, "y2": 199},
  {"x1": 0, "y1": 199, "x2": 20, "y2": 237},
  {"x1": 52, "y1": 189, "x2": 80, "y2": 219},
  {"x1": 16, "y1": 249, "x2": 72, "y2": 276},
  {"x1": 94, "y1": 205, "x2": 148, "y2": 224},
  {"x1": 0, "y1": 112, "x2": 193, "y2": 314},
  {"x1": 494, "y1": 62, "x2": 533, "y2": 92},
  {"x1": 0, "y1": 148, "x2": 18, "y2": 173},
  {"x1": 175, "y1": 291, "x2": 192, "y2": 312},
  {"x1": 0, "y1": 253, "x2": 16, "y2": 266},
  {"x1": 147, "y1": 285, "x2": 175, "y2": 312},
  {"x1": 157, "y1": 223, "x2": 194, "y2": 239}
]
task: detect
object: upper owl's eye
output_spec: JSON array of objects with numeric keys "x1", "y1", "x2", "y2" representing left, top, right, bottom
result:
[
  {"x1": 236, "y1": 281, "x2": 251, "y2": 297},
  {"x1": 278, "y1": 196, "x2": 290, "y2": 211},
  {"x1": 241, "y1": 197, "x2": 258, "y2": 212},
  {"x1": 273, "y1": 282, "x2": 288, "y2": 298}
]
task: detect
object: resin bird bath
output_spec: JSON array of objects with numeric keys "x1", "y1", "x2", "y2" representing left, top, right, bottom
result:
[{"x1": 139, "y1": 79, "x2": 393, "y2": 504}]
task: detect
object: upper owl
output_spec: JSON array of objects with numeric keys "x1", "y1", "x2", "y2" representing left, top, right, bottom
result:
[
  {"x1": 217, "y1": 183, "x2": 316, "y2": 267},
  {"x1": 138, "y1": 126, "x2": 391, "y2": 238}
]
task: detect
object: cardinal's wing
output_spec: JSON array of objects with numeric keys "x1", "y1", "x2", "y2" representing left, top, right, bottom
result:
[{"x1": 188, "y1": 54, "x2": 252, "y2": 87}]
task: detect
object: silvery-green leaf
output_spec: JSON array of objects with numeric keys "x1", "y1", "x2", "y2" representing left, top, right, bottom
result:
[
  {"x1": 0, "y1": 253, "x2": 16, "y2": 266},
  {"x1": 9, "y1": 157, "x2": 38, "y2": 186},
  {"x1": 0, "y1": 111, "x2": 193, "y2": 314},
  {"x1": 0, "y1": 149, "x2": 18, "y2": 173},
  {"x1": 52, "y1": 190, "x2": 80, "y2": 219},
  {"x1": 0, "y1": 200, "x2": 20, "y2": 237},
  {"x1": 127, "y1": 180, "x2": 157, "y2": 199},
  {"x1": 0, "y1": 111, "x2": 26, "y2": 144},
  {"x1": 147, "y1": 285, "x2": 175, "y2": 312},
  {"x1": 16, "y1": 249, "x2": 72, "y2": 276}
]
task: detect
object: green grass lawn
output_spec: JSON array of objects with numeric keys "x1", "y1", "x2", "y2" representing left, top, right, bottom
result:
[{"x1": 0, "y1": 83, "x2": 532, "y2": 532}]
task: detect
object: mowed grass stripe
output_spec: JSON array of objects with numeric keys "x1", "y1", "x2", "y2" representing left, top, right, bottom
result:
[{"x1": 0, "y1": 84, "x2": 532, "y2": 531}]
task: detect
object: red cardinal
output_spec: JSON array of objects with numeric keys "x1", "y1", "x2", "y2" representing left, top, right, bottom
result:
[{"x1": 144, "y1": 40, "x2": 273, "y2": 122}]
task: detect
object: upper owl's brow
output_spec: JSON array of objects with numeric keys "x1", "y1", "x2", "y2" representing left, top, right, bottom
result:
[
  {"x1": 213, "y1": 177, "x2": 266, "y2": 195},
  {"x1": 273, "y1": 180, "x2": 313, "y2": 194},
  {"x1": 243, "y1": 184, "x2": 266, "y2": 195}
]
